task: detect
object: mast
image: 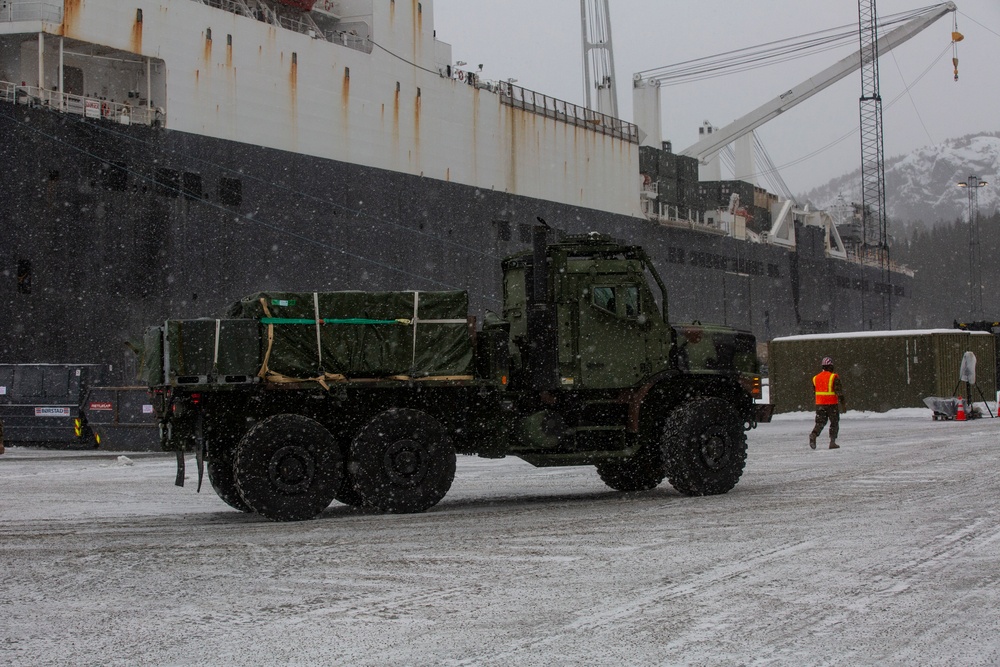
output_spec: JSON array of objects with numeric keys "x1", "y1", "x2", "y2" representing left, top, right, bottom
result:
[
  {"x1": 858, "y1": 0, "x2": 890, "y2": 330},
  {"x1": 580, "y1": 0, "x2": 619, "y2": 118}
]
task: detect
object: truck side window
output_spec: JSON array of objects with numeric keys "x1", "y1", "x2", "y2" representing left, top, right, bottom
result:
[
  {"x1": 593, "y1": 286, "x2": 615, "y2": 314},
  {"x1": 622, "y1": 285, "x2": 639, "y2": 319}
]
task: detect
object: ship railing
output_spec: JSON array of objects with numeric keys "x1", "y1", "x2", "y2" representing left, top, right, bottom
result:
[
  {"x1": 644, "y1": 201, "x2": 728, "y2": 236},
  {"x1": 200, "y1": 0, "x2": 255, "y2": 19},
  {"x1": 329, "y1": 30, "x2": 370, "y2": 51},
  {"x1": 845, "y1": 246, "x2": 914, "y2": 277},
  {"x1": 193, "y1": 0, "x2": 373, "y2": 53},
  {"x1": 0, "y1": 0, "x2": 63, "y2": 23},
  {"x1": 0, "y1": 80, "x2": 163, "y2": 127},
  {"x1": 499, "y1": 82, "x2": 638, "y2": 144}
]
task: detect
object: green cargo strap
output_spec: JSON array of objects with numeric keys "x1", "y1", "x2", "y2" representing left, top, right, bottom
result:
[{"x1": 260, "y1": 317, "x2": 411, "y2": 325}]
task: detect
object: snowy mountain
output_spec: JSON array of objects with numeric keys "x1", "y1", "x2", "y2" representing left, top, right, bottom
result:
[{"x1": 801, "y1": 132, "x2": 1000, "y2": 228}]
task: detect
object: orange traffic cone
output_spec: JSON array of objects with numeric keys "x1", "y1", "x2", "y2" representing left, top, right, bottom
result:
[{"x1": 955, "y1": 398, "x2": 967, "y2": 421}]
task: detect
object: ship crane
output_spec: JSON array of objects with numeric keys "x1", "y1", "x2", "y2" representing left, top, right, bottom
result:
[
  {"x1": 629, "y1": 3, "x2": 957, "y2": 169},
  {"x1": 858, "y1": 0, "x2": 891, "y2": 330},
  {"x1": 580, "y1": 0, "x2": 619, "y2": 118}
]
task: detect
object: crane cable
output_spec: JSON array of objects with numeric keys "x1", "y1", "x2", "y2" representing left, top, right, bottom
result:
[{"x1": 638, "y1": 5, "x2": 944, "y2": 86}]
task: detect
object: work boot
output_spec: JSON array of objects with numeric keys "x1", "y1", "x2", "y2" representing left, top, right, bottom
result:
[
  {"x1": 809, "y1": 434, "x2": 817, "y2": 449},
  {"x1": 829, "y1": 441, "x2": 839, "y2": 449}
]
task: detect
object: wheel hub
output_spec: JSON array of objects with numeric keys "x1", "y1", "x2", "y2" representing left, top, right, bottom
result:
[
  {"x1": 268, "y1": 445, "x2": 315, "y2": 493},
  {"x1": 383, "y1": 439, "x2": 428, "y2": 486},
  {"x1": 700, "y1": 434, "x2": 728, "y2": 469}
]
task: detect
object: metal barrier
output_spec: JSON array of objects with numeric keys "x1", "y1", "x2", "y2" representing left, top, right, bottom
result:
[
  {"x1": 499, "y1": 82, "x2": 638, "y2": 144},
  {"x1": 197, "y1": 0, "x2": 373, "y2": 53},
  {"x1": 0, "y1": 0, "x2": 63, "y2": 23},
  {"x1": 1, "y1": 80, "x2": 163, "y2": 127}
]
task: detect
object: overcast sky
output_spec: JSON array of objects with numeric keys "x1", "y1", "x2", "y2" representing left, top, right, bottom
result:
[{"x1": 433, "y1": 0, "x2": 999, "y2": 194}]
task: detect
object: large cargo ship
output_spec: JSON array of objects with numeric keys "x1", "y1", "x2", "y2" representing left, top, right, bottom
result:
[{"x1": 0, "y1": 0, "x2": 908, "y2": 383}]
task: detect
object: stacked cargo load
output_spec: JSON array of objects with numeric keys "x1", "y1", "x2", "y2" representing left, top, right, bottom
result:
[
  {"x1": 138, "y1": 291, "x2": 474, "y2": 387},
  {"x1": 638, "y1": 145, "x2": 702, "y2": 217}
]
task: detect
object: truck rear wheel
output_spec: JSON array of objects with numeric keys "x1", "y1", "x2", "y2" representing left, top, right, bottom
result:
[
  {"x1": 234, "y1": 414, "x2": 344, "y2": 521},
  {"x1": 595, "y1": 444, "x2": 665, "y2": 492},
  {"x1": 207, "y1": 453, "x2": 252, "y2": 513},
  {"x1": 348, "y1": 408, "x2": 456, "y2": 513},
  {"x1": 661, "y1": 397, "x2": 747, "y2": 496}
]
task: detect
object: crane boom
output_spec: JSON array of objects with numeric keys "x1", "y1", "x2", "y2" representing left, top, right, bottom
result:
[{"x1": 677, "y1": 2, "x2": 955, "y2": 161}]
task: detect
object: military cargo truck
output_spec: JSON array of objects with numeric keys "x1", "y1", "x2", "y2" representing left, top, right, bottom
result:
[{"x1": 139, "y1": 227, "x2": 768, "y2": 521}]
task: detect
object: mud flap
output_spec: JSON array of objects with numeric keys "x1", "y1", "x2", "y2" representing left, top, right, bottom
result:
[
  {"x1": 175, "y1": 451, "x2": 185, "y2": 487},
  {"x1": 174, "y1": 449, "x2": 205, "y2": 491},
  {"x1": 196, "y1": 442, "x2": 205, "y2": 493}
]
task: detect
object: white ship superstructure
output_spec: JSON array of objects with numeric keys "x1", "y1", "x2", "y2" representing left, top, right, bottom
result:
[
  {"x1": 0, "y1": 0, "x2": 918, "y2": 383},
  {"x1": 0, "y1": 0, "x2": 643, "y2": 217}
]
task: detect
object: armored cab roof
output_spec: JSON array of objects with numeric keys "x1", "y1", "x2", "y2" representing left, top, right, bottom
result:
[{"x1": 501, "y1": 231, "x2": 646, "y2": 268}]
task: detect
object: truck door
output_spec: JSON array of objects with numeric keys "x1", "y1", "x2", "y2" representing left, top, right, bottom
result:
[{"x1": 578, "y1": 282, "x2": 648, "y2": 388}]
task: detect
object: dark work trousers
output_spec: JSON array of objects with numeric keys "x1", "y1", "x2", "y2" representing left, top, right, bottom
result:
[{"x1": 811, "y1": 405, "x2": 840, "y2": 442}]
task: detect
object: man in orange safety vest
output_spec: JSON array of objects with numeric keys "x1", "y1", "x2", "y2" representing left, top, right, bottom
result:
[{"x1": 809, "y1": 356, "x2": 846, "y2": 450}]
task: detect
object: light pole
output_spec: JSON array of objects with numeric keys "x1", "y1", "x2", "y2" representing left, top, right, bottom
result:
[{"x1": 958, "y1": 176, "x2": 988, "y2": 319}]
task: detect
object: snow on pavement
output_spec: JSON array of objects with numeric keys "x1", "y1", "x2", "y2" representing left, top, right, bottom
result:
[{"x1": 2, "y1": 411, "x2": 999, "y2": 666}]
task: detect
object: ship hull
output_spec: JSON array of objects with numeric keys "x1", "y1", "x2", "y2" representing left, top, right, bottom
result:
[{"x1": 0, "y1": 101, "x2": 909, "y2": 381}]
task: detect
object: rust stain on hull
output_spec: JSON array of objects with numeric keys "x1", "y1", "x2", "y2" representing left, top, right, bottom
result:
[
  {"x1": 414, "y1": 92, "x2": 420, "y2": 157},
  {"x1": 61, "y1": 0, "x2": 82, "y2": 38},
  {"x1": 341, "y1": 69, "x2": 350, "y2": 131},
  {"x1": 130, "y1": 17, "x2": 143, "y2": 54},
  {"x1": 413, "y1": 0, "x2": 421, "y2": 63},
  {"x1": 393, "y1": 90, "x2": 400, "y2": 152},
  {"x1": 289, "y1": 57, "x2": 298, "y2": 143}
]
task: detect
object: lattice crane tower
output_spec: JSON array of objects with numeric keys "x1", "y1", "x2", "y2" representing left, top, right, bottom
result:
[{"x1": 858, "y1": 0, "x2": 891, "y2": 329}]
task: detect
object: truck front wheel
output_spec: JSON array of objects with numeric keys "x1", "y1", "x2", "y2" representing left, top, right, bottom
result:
[
  {"x1": 234, "y1": 414, "x2": 344, "y2": 521},
  {"x1": 348, "y1": 408, "x2": 456, "y2": 513},
  {"x1": 661, "y1": 397, "x2": 747, "y2": 496}
]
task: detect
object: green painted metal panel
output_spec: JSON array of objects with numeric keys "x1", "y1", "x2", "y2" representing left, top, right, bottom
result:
[{"x1": 769, "y1": 330, "x2": 996, "y2": 413}]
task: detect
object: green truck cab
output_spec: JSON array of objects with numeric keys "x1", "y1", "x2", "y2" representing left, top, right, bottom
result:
[{"x1": 141, "y1": 226, "x2": 768, "y2": 521}]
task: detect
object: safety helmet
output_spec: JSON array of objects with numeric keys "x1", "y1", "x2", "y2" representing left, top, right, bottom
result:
[{"x1": 821, "y1": 356, "x2": 834, "y2": 367}]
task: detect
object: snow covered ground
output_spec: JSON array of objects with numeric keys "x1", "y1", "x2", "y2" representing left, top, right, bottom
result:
[{"x1": 2, "y1": 410, "x2": 999, "y2": 666}]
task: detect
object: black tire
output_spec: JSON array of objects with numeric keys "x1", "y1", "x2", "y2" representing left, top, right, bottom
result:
[
  {"x1": 348, "y1": 408, "x2": 456, "y2": 513},
  {"x1": 234, "y1": 414, "x2": 344, "y2": 521},
  {"x1": 661, "y1": 397, "x2": 747, "y2": 496},
  {"x1": 207, "y1": 447, "x2": 253, "y2": 513},
  {"x1": 595, "y1": 443, "x2": 665, "y2": 492}
]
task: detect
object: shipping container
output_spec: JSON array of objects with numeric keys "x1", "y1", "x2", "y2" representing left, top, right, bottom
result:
[
  {"x1": 697, "y1": 181, "x2": 722, "y2": 208},
  {"x1": 658, "y1": 152, "x2": 678, "y2": 178},
  {"x1": 82, "y1": 386, "x2": 160, "y2": 451},
  {"x1": 0, "y1": 364, "x2": 103, "y2": 447},
  {"x1": 769, "y1": 330, "x2": 997, "y2": 413},
  {"x1": 639, "y1": 145, "x2": 660, "y2": 177}
]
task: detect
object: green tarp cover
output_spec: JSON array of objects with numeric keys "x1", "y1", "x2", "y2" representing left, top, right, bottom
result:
[
  {"x1": 226, "y1": 291, "x2": 473, "y2": 379},
  {"x1": 164, "y1": 319, "x2": 262, "y2": 380},
  {"x1": 136, "y1": 326, "x2": 164, "y2": 386},
  {"x1": 135, "y1": 320, "x2": 262, "y2": 385}
]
